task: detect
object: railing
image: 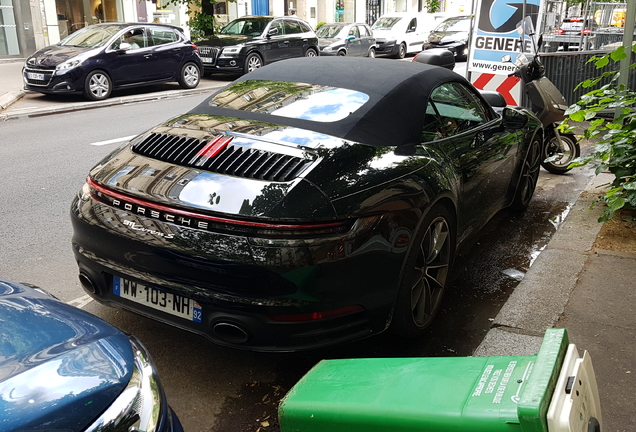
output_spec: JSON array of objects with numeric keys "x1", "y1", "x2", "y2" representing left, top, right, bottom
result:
[{"x1": 522, "y1": 50, "x2": 636, "y2": 108}]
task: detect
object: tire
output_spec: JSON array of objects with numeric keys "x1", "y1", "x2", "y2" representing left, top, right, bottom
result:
[
  {"x1": 83, "y1": 70, "x2": 112, "y2": 101},
  {"x1": 390, "y1": 204, "x2": 455, "y2": 338},
  {"x1": 541, "y1": 133, "x2": 580, "y2": 174},
  {"x1": 511, "y1": 135, "x2": 541, "y2": 212},
  {"x1": 395, "y1": 42, "x2": 407, "y2": 59},
  {"x1": 337, "y1": 50, "x2": 347, "y2": 56},
  {"x1": 243, "y1": 52, "x2": 263, "y2": 74},
  {"x1": 368, "y1": 47, "x2": 376, "y2": 58},
  {"x1": 305, "y1": 48, "x2": 318, "y2": 57},
  {"x1": 178, "y1": 62, "x2": 200, "y2": 89}
]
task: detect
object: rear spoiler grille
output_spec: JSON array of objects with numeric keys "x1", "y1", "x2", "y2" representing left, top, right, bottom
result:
[{"x1": 132, "y1": 132, "x2": 313, "y2": 182}]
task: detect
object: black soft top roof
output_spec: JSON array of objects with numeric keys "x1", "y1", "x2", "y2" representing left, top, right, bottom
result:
[{"x1": 189, "y1": 56, "x2": 469, "y2": 147}]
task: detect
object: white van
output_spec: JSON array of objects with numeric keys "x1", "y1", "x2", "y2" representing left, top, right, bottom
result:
[{"x1": 372, "y1": 12, "x2": 451, "y2": 58}]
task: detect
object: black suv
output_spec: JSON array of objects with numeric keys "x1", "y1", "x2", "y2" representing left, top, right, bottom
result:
[{"x1": 196, "y1": 16, "x2": 319, "y2": 75}]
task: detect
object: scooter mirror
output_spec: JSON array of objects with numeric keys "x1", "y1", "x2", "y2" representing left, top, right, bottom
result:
[
  {"x1": 502, "y1": 54, "x2": 512, "y2": 63},
  {"x1": 537, "y1": 34, "x2": 543, "y2": 50}
]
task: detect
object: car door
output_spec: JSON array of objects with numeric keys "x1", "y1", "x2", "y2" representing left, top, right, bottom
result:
[
  {"x1": 146, "y1": 26, "x2": 185, "y2": 80},
  {"x1": 424, "y1": 82, "x2": 521, "y2": 237},
  {"x1": 357, "y1": 24, "x2": 374, "y2": 55},
  {"x1": 404, "y1": 17, "x2": 419, "y2": 53},
  {"x1": 107, "y1": 27, "x2": 158, "y2": 85},
  {"x1": 344, "y1": 25, "x2": 362, "y2": 56},
  {"x1": 263, "y1": 19, "x2": 290, "y2": 62},
  {"x1": 284, "y1": 19, "x2": 305, "y2": 57}
]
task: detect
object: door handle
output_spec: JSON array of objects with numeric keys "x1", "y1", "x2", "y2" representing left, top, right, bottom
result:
[{"x1": 144, "y1": 54, "x2": 153, "y2": 58}]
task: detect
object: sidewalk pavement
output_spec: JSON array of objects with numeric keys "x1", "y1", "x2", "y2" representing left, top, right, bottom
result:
[
  {"x1": 475, "y1": 172, "x2": 636, "y2": 430},
  {"x1": 0, "y1": 59, "x2": 26, "y2": 111},
  {"x1": 2, "y1": 56, "x2": 635, "y2": 430},
  {"x1": 0, "y1": 59, "x2": 225, "y2": 119}
]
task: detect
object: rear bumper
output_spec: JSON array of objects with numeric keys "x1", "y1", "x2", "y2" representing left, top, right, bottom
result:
[{"x1": 70, "y1": 196, "x2": 405, "y2": 351}]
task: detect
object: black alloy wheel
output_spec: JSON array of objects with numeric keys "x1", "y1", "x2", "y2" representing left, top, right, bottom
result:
[
  {"x1": 305, "y1": 48, "x2": 318, "y2": 57},
  {"x1": 395, "y1": 42, "x2": 407, "y2": 59},
  {"x1": 243, "y1": 53, "x2": 263, "y2": 74},
  {"x1": 391, "y1": 204, "x2": 455, "y2": 338},
  {"x1": 337, "y1": 50, "x2": 347, "y2": 56},
  {"x1": 511, "y1": 136, "x2": 542, "y2": 211},
  {"x1": 84, "y1": 70, "x2": 112, "y2": 101},
  {"x1": 541, "y1": 133, "x2": 580, "y2": 174},
  {"x1": 178, "y1": 62, "x2": 200, "y2": 89}
]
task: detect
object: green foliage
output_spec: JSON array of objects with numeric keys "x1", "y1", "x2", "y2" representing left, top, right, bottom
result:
[
  {"x1": 316, "y1": 22, "x2": 326, "y2": 30},
  {"x1": 163, "y1": 0, "x2": 230, "y2": 39},
  {"x1": 424, "y1": 0, "x2": 441, "y2": 13},
  {"x1": 563, "y1": 43, "x2": 636, "y2": 222}
]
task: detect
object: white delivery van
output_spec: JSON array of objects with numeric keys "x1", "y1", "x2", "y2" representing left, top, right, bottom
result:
[{"x1": 372, "y1": 12, "x2": 451, "y2": 58}]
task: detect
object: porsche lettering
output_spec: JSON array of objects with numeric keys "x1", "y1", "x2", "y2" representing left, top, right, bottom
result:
[{"x1": 113, "y1": 198, "x2": 209, "y2": 231}]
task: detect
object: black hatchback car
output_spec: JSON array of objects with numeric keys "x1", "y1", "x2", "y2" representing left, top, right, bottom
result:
[
  {"x1": 23, "y1": 23, "x2": 203, "y2": 101},
  {"x1": 423, "y1": 15, "x2": 472, "y2": 61},
  {"x1": 196, "y1": 16, "x2": 319, "y2": 75}
]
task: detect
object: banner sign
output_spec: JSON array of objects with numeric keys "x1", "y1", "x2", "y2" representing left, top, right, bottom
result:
[{"x1": 468, "y1": 0, "x2": 541, "y2": 74}]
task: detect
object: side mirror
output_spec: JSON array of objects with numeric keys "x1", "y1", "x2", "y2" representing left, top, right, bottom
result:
[
  {"x1": 537, "y1": 34, "x2": 543, "y2": 48},
  {"x1": 268, "y1": 28, "x2": 279, "y2": 37},
  {"x1": 502, "y1": 107, "x2": 528, "y2": 129},
  {"x1": 501, "y1": 54, "x2": 511, "y2": 62},
  {"x1": 117, "y1": 42, "x2": 132, "y2": 53},
  {"x1": 394, "y1": 143, "x2": 417, "y2": 156}
]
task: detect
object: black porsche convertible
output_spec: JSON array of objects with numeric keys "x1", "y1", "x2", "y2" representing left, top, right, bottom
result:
[{"x1": 71, "y1": 57, "x2": 543, "y2": 351}]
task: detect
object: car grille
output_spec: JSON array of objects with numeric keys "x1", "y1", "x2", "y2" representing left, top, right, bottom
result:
[
  {"x1": 198, "y1": 46, "x2": 220, "y2": 64},
  {"x1": 24, "y1": 67, "x2": 55, "y2": 86},
  {"x1": 132, "y1": 133, "x2": 314, "y2": 182}
]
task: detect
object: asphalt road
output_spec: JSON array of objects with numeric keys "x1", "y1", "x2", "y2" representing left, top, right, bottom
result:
[{"x1": 0, "y1": 88, "x2": 593, "y2": 431}]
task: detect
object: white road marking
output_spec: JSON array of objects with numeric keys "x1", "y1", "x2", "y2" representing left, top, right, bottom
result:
[
  {"x1": 90, "y1": 135, "x2": 137, "y2": 146},
  {"x1": 67, "y1": 294, "x2": 93, "y2": 309}
]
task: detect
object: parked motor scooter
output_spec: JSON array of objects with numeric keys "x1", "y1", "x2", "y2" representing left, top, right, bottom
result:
[{"x1": 502, "y1": 23, "x2": 580, "y2": 174}]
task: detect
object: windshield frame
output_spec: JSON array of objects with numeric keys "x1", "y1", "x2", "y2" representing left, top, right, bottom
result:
[
  {"x1": 316, "y1": 24, "x2": 347, "y2": 38},
  {"x1": 219, "y1": 18, "x2": 273, "y2": 36},
  {"x1": 372, "y1": 17, "x2": 402, "y2": 30},
  {"x1": 434, "y1": 16, "x2": 472, "y2": 32},
  {"x1": 59, "y1": 25, "x2": 122, "y2": 48}
]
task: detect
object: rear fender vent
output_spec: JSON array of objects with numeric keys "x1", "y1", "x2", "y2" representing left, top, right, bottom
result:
[{"x1": 132, "y1": 133, "x2": 314, "y2": 182}]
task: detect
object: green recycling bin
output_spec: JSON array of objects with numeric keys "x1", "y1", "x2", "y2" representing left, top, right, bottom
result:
[{"x1": 278, "y1": 329, "x2": 602, "y2": 432}]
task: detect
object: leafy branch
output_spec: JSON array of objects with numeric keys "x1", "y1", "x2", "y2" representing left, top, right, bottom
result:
[{"x1": 562, "y1": 44, "x2": 636, "y2": 222}]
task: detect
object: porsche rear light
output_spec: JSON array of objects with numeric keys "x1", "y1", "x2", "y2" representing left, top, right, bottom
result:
[
  {"x1": 582, "y1": 28, "x2": 592, "y2": 34},
  {"x1": 268, "y1": 305, "x2": 364, "y2": 322},
  {"x1": 554, "y1": 28, "x2": 565, "y2": 34},
  {"x1": 86, "y1": 177, "x2": 351, "y2": 234}
]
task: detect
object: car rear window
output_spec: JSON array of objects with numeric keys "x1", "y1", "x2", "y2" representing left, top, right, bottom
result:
[{"x1": 208, "y1": 80, "x2": 370, "y2": 122}]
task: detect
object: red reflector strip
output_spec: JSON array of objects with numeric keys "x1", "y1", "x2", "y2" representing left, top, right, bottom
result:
[
  {"x1": 195, "y1": 135, "x2": 232, "y2": 158},
  {"x1": 554, "y1": 28, "x2": 565, "y2": 33},
  {"x1": 87, "y1": 177, "x2": 348, "y2": 230},
  {"x1": 269, "y1": 305, "x2": 364, "y2": 322}
]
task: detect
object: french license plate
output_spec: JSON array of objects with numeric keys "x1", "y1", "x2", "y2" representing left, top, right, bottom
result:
[
  {"x1": 201, "y1": 57, "x2": 214, "y2": 63},
  {"x1": 27, "y1": 72, "x2": 45, "y2": 80},
  {"x1": 113, "y1": 276, "x2": 202, "y2": 323}
]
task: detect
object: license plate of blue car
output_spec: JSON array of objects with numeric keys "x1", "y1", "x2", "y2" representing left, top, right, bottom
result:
[{"x1": 113, "y1": 276, "x2": 202, "y2": 323}]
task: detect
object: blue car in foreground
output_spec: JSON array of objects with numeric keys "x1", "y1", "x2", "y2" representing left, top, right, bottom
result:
[{"x1": 0, "y1": 280, "x2": 182, "y2": 432}]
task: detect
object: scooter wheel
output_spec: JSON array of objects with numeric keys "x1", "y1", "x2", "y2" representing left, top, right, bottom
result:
[{"x1": 541, "y1": 133, "x2": 580, "y2": 175}]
